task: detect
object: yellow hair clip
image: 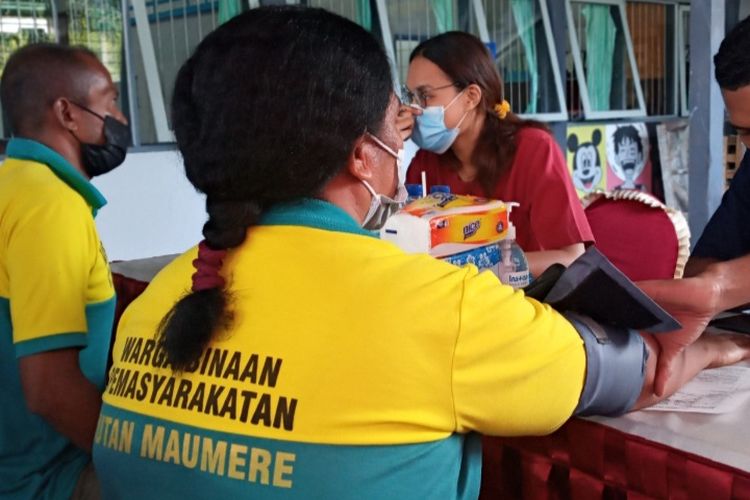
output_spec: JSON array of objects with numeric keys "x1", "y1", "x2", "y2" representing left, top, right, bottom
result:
[{"x1": 494, "y1": 100, "x2": 511, "y2": 119}]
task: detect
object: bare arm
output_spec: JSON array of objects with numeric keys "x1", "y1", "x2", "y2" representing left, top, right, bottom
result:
[
  {"x1": 684, "y1": 255, "x2": 718, "y2": 278},
  {"x1": 703, "y1": 254, "x2": 750, "y2": 311},
  {"x1": 19, "y1": 349, "x2": 102, "y2": 452},
  {"x1": 525, "y1": 243, "x2": 585, "y2": 278},
  {"x1": 633, "y1": 332, "x2": 750, "y2": 410}
]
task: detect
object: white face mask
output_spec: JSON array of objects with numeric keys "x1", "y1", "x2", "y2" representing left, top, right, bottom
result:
[
  {"x1": 361, "y1": 132, "x2": 407, "y2": 230},
  {"x1": 368, "y1": 132, "x2": 406, "y2": 184}
]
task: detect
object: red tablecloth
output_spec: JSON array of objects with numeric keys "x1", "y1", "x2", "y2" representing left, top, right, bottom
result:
[
  {"x1": 480, "y1": 418, "x2": 750, "y2": 500},
  {"x1": 112, "y1": 272, "x2": 149, "y2": 328}
]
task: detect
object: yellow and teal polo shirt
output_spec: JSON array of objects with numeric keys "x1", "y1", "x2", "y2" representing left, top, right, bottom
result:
[
  {"x1": 94, "y1": 198, "x2": 585, "y2": 499},
  {"x1": 0, "y1": 138, "x2": 115, "y2": 500}
]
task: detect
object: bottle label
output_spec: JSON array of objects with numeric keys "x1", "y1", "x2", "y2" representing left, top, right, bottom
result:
[{"x1": 503, "y1": 270, "x2": 530, "y2": 289}]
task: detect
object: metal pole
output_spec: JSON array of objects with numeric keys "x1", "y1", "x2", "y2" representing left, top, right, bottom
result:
[
  {"x1": 131, "y1": 0, "x2": 172, "y2": 142},
  {"x1": 687, "y1": 0, "x2": 725, "y2": 246},
  {"x1": 374, "y1": 0, "x2": 399, "y2": 90},
  {"x1": 122, "y1": 0, "x2": 141, "y2": 145}
]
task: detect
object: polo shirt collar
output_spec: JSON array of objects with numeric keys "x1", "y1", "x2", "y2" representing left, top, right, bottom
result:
[
  {"x1": 260, "y1": 198, "x2": 375, "y2": 238},
  {"x1": 6, "y1": 138, "x2": 107, "y2": 215}
]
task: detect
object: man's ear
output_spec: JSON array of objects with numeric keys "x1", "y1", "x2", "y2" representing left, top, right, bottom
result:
[
  {"x1": 347, "y1": 135, "x2": 377, "y2": 182},
  {"x1": 465, "y1": 83, "x2": 483, "y2": 111},
  {"x1": 52, "y1": 98, "x2": 78, "y2": 132}
]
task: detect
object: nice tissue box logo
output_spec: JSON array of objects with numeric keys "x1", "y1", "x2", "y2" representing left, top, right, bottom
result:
[{"x1": 463, "y1": 220, "x2": 481, "y2": 240}]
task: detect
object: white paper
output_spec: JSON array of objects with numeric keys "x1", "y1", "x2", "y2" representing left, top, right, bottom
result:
[{"x1": 644, "y1": 365, "x2": 750, "y2": 414}]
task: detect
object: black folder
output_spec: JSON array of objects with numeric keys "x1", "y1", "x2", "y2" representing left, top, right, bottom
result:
[
  {"x1": 523, "y1": 247, "x2": 681, "y2": 333},
  {"x1": 709, "y1": 313, "x2": 750, "y2": 334}
]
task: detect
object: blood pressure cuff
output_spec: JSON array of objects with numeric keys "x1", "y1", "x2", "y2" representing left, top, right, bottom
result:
[{"x1": 565, "y1": 312, "x2": 648, "y2": 417}]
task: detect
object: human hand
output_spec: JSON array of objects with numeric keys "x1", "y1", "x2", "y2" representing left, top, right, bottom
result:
[
  {"x1": 637, "y1": 276, "x2": 722, "y2": 396},
  {"x1": 396, "y1": 104, "x2": 421, "y2": 141}
]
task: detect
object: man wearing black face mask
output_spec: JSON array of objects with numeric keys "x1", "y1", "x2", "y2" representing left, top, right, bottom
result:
[{"x1": 0, "y1": 44, "x2": 129, "y2": 500}]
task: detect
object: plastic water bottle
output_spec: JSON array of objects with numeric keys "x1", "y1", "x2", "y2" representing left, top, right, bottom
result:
[
  {"x1": 405, "y1": 184, "x2": 424, "y2": 203},
  {"x1": 498, "y1": 203, "x2": 530, "y2": 289}
]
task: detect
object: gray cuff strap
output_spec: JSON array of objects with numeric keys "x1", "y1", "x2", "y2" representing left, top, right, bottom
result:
[{"x1": 565, "y1": 312, "x2": 648, "y2": 417}]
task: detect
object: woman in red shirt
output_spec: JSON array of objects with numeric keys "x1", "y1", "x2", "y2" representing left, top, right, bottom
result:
[{"x1": 401, "y1": 32, "x2": 592, "y2": 277}]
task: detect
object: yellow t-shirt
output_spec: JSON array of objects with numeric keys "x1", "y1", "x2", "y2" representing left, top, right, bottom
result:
[
  {"x1": 0, "y1": 138, "x2": 115, "y2": 500},
  {"x1": 95, "y1": 199, "x2": 585, "y2": 499}
]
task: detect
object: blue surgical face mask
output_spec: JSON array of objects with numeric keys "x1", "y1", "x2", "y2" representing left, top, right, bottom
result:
[{"x1": 411, "y1": 90, "x2": 468, "y2": 154}]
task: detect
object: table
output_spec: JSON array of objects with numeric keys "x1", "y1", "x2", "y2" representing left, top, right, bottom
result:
[
  {"x1": 480, "y1": 360, "x2": 750, "y2": 499},
  {"x1": 110, "y1": 254, "x2": 178, "y2": 327}
]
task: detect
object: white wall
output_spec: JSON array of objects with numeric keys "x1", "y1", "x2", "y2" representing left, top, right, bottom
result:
[
  {"x1": 92, "y1": 148, "x2": 205, "y2": 261},
  {"x1": 92, "y1": 140, "x2": 420, "y2": 262}
]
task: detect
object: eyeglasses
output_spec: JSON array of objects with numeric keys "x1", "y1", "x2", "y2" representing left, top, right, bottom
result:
[{"x1": 400, "y1": 82, "x2": 459, "y2": 108}]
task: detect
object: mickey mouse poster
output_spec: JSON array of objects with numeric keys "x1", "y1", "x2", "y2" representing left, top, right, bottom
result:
[
  {"x1": 605, "y1": 123, "x2": 651, "y2": 192},
  {"x1": 566, "y1": 125, "x2": 606, "y2": 197}
]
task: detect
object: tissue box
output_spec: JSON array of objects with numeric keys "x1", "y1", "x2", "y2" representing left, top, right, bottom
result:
[{"x1": 380, "y1": 193, "x2": 508, "y2": 257}]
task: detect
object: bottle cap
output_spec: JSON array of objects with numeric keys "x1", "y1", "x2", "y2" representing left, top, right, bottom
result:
[{"x1": 405, "y1": 184, "x2": 424, "y2": 198}]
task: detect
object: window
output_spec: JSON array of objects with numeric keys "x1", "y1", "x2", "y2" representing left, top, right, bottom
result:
[
  {"x1": 386, "y1": 0, "x2": 566, "y2": 120},
  {"x1": 0, "y1": 0, "x2": 57, "y2": 138},
  {"x1": 475, "y1": 0, "x2": 567, "y2": 120},
  {"x1": 127, "y1": 0, "x2": 220, "y2": 143},
  {"x1": 677, "y1": 4, "x2": 689, "y2": 116},
  {"x1": 566, "y1": 0, "x2": 647, "y2": 119},
  {"x1": 386, "y1": 0, "x2": 459, "y2": 85},
  {"x1": 304, "y1": 0, "x2": 400, "y2": 88},
  {"x1": 69, "y1": 0, "x2": 124, "y2": 84},
  {"x1": 625, "y1": 0, "x2": 678, "y2": 117}
]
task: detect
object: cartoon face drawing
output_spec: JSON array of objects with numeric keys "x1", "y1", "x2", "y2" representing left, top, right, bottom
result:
[
  {"x1": 567, "y1": 129, "x2": 603, "y2": 193},
  {"x1": 611, "y1": 125, "x2": 645, "y2": 189}
]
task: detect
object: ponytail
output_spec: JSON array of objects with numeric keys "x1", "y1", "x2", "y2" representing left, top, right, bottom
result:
[{"x1": 157, "y1": 199, "x2": 262, "y2": 370}]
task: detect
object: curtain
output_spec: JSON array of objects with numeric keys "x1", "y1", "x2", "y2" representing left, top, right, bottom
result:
[
  {"x1": 218, "y1": 0, "x2": 242, "y2": 24},
  {"x1": 510, "y1": 0, "x2": 538, "y2": 113},
  {"x1": 582, "y1": 4, "x2": 617, "y2": 111},
  {"x1": 356, "y1": 0, "x2": 372, "y2": 31},
  {"x1": 430, "y1": 0, "x2": 454, "y2": 33}
]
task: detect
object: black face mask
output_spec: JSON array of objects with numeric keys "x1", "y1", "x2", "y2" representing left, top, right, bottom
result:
[{"x1": 71, "y1": 102, "x2": 131, "y2": 178}]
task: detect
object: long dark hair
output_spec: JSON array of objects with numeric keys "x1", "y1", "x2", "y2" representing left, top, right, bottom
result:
[
  {"x1": 159, "y1": 6, "x2": 393, "y2": 370},
  {"x1": 410, "y1": 31, "x2": 548, "y2": 196}
]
